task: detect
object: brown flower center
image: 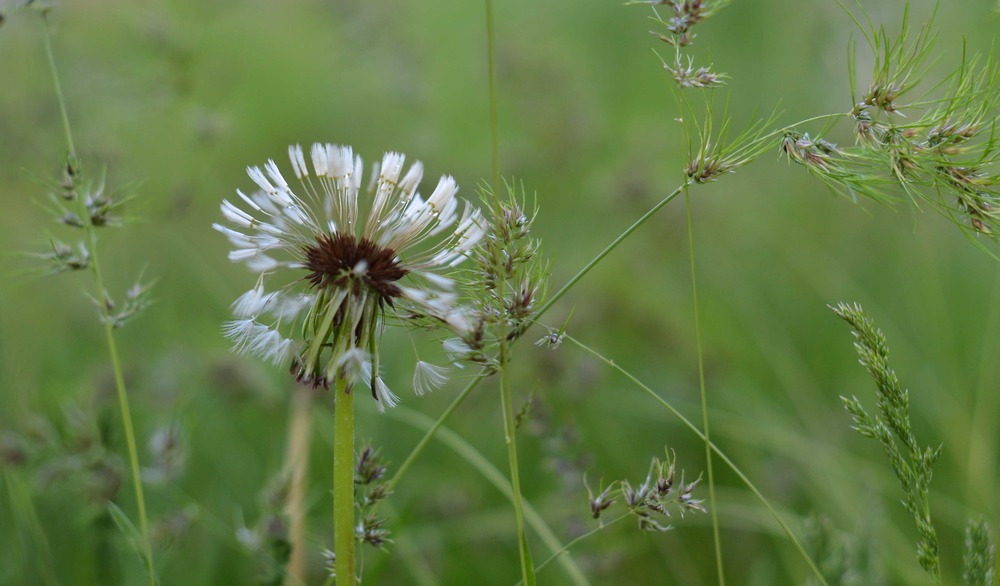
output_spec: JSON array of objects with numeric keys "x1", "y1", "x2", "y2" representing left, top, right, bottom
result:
[{"x1": 303, "y1": 233, "x2": 408, "y2": 305}]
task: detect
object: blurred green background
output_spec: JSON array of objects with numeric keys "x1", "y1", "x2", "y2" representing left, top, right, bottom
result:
[{"x1": 2, "y1": 1, "x2": 998, "y2": 584}]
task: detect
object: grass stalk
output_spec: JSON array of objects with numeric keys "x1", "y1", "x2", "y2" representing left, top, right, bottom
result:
[
  {"x1": 40, "y1": 16, "x2": 155, "y2": 585},
  {"x1": 483, "y1": 4, "x2": 534, "y2": 582},
  {"x1": 283, "y1": 388, "x2": 313, "y2": 585},
  {"x1": 485, "y1": 0, "x2": 500, "y2": 189},
  {"x1": 684, "y1": 185, "x2": 725, "y2": 584},
  {"x1": 333, "y1": 377, "x2": 356, "y2": 586},
  {"x1": 499, "y1": 324, "x2": 536, "y2": 586},
  {"x1": 564, "y1": 333, "x2": 829, "y2": 586},
  {"x1": 386, "y1": 407, "x2": 590, "y2": 586}
]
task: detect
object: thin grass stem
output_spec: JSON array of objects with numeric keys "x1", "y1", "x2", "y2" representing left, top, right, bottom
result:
[
  {"x1": 535, "y1": 180, "x2": 691, "y2": 320},
  {"x1": 683, "y1": 185, "x2": 725, "y2": 584},
  {"x1": 517, "y1": 513, "x2": 631, "y2": 584},
  {"x1": 563, "y1": 333, "x2": 829, "y2": 586},
  {"x1": 385, "y1": 407, "x2": 591, "y2": 586},
  {"x1": 485, "y1": 0, "x2": 500, "y2": 189},
  {"x1": 499, "y1": 320, "x2": 536, "y2": 586},
  {"x1": 40, "y1": 16, "x2": 155, "y2": 585}
]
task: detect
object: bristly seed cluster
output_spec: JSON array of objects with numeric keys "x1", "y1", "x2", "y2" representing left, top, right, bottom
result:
[
  {"x1": 640, "y1": 0, "x2": 729, "y2": 90},
  {"x1": 589, "y1": 449, "x2": 705, "y2": 533},
  {"x1": 354, "y1": 444, "x2": 392, "y2": 550},
  {"x1": 30, "y1": 156, "x2": 154, "y2": 326},
  {"x1": 781, "y1": 8, "x2": 1000, "y2": 241},
  {"x1": 445, "y1": 182, "x2": 549, "y2": 372}
]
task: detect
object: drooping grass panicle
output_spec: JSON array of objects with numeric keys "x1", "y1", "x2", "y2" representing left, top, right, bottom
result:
[{"x1": 831, "y1": 302, "x2": 941, "y2": 580}]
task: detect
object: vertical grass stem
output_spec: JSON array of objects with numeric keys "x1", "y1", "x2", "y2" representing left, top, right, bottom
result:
[
  {"x1": 684, "y1": 186, "x2": 725, "y2": 584},
  {"x1": 40, "y1": 15, "x2": 156, "y2": 586}
]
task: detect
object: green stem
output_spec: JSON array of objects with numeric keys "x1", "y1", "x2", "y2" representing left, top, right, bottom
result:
[
  {"x1": 499, "y1": 326, "x2": 535, "y2": 586},
  {"x1": 565, "y1": 333, "x2": 830, "y2": 586},
  {"x1": 517, "y1": 513, "x2": 630, "y2": 584},
  {"x1": 485, "y1": 0, "x2": 500, "y2": 189},
  {"x1": 385, "y1": 375, "x2": 482, "y2": 493},
  {"x1": 333, "y1": 377, "x2": 356, "y2": 586},
  {"x1": 385, "y1": 408, "x2": 590, "y2": 586},
  {"x1": 534, "y1": 181, "x2": 690, "y2": 320},
  {"x1": 684, "y1": 186, "x2": 725, "y2": 584},
  {"x1": 40, "y1": 16, "x2": 155, "y2": 585}
]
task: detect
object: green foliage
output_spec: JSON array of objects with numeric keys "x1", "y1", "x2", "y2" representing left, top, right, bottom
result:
[{"x1": 2, "y1": 1, "x2": 999, "y2": 584}]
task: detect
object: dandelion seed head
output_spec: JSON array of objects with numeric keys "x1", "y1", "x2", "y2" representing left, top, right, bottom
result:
[{"x1": 217, "y1": 143, "x2": 484, "y2": 402}]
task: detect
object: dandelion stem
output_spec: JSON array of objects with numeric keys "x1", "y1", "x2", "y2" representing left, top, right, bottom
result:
[
  {"x1": 333, "y1": 377, "x2": 356, "y2": 586},
  {"x1": 283, "y1": 388, "x2": 312, "y2": 585},
  {"x1": 684, "y1": 185, "x2": 725, "y2": 584},
  {"x1": 40, "y1": 15, "x2": 155, "y2": 585},
  {"x1": 564, "y1": 334, "x2": 829, "y2": 586}
]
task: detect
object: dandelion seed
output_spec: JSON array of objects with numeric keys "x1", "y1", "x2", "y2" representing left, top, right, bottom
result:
[
  {"x1": 216, "y1": 144, "x2": 484, "y2": 409},
  {"x1": 412, "y1": 361, "x2": 448, "y2": 396}
]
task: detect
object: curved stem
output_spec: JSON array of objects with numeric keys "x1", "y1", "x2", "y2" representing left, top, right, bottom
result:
[
  {"x1": 684, "y1": 186, "x2": 725, "y2": 584},
  {"x1": 385, "y1": 407, "x2": 590, "y2": 586},
  {"x1": 333, "y1": 378, "x2": 356, "y2": 586},
  {"x1": 41, "y1": 16, "x2": 155, "y2": 585},
  {"x1": 564, "y1": 333, "x2": 829, "y2": 586},
  {"x1": 385, "y1": 374, "x2": 483, "y2": 493},
  {"x1": 516, "y1": 513, "x2": 630, "y2": 585}
]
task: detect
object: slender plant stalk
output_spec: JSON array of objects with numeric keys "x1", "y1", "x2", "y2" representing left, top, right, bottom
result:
[
  {"x1": 483, "y1": 3, "x2": 534, "y2": 582},
  {"x1": 333, "y1": 377, "x2": 356, "y2": 586},
  {"x1": 520, "y1": 513, "x2": 630, "y2": 583},
  {"x1": 564, "y1": 333, "x2": 829, "y2": 586},
  {"x1": 385, "y1": 375, "x2": 482, "y2": 493},
  {"x1": 385, "y1": 407, "x2": 590, "y2": 586},
  {"x1": 40, "y1": 16, "x2": 155, "y2": 585},
  {"x1": 485, "y1": 0, "x2": 500, "y2": 189},
  {"x1": 284, "y1": 388, "x2": 313, "y2": 585},
  {"x1": 535, "y1": 181, "x2": 690, "y2": 319},
  {"x1": 684, "y1": 186, "x2": 725, "y2": 584},
  {"x1": 499, "y1": 323, "x2": 536, "y2": 586}
]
